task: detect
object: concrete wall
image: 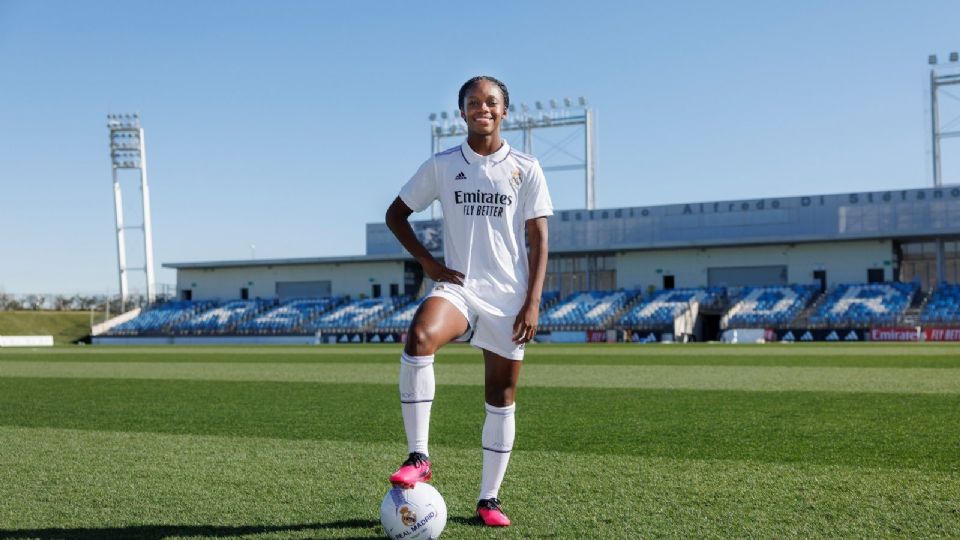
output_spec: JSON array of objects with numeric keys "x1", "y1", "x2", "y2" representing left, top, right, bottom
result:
[
  {"x1": 616, "y1": 240, "x2": 894, "y2": 291},
  {"x1": 369, "y1": 186, "x2": 960, "y2": 256},
  {"x1": 177, "y1": 261, "x2": 405, "y2": 300},
  {"x1": 176, "y1": 240, "x2": 895, "y2": 301}
]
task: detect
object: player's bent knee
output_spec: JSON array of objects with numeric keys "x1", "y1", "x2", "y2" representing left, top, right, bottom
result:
[{"x1": 406, "y1": 326, "x2": 440, "y2": 355}]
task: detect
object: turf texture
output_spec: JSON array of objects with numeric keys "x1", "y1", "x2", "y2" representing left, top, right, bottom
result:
[{"x1": 0, "y1": 343, "x2": 957, "y2": 539}]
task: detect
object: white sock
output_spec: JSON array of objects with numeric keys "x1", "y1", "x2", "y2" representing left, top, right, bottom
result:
[
  {"x1": 399, "y1": 352, "x2": 435, "y2": 456},
  {"x1": 479, "y1": 402, "x2": 516, "y2": 501}
]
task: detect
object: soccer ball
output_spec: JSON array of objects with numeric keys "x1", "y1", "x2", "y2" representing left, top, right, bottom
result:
[{"x1": 379, "y1": 483, "x2": 447, "y2": 539}]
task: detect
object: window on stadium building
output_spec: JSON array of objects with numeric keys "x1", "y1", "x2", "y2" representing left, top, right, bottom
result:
[
  {"x1": 898, "y1": 239, "x2": 960, "y2": 290},
  {"x1": 545, "y1": 254, "x2": 617, "y2": 297}
]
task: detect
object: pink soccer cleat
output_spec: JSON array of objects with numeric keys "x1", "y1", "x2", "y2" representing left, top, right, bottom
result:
[
  {"x1": 476, "y1": 498, "x2": 511, "y2": 527},
  {"x1": 389, "y1": 452, "x2": 432, "y2": 489}
]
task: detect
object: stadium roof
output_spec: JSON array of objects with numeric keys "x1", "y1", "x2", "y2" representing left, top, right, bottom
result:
[
  {"x1": 366, "y1": 186, "x2": 960, "y2": 256},
  {"x1": 163, "y1": 254, "x2": 411, "y2": 270},
  {"x1": 167, "y1": 185, "x2": 960, "y2": 270}
]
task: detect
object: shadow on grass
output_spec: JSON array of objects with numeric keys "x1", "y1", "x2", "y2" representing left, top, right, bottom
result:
[
  {"x1": 448, "y1": 515, "x2": 482, "y2": 527},
  {"x1": 0, "y1": 519, "x2": 382, "y2": 539}
]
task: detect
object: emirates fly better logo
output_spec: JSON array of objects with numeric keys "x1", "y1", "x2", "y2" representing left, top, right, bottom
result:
[{"x1": 455, "y1": 189, "x2": 513, "y2": 217}]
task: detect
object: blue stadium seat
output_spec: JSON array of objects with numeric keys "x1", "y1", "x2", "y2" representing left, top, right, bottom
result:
[
  {"x1": 540, "y1": 290, "x2": 642, "y2": 330},
  {"x1": 236, "y1": 297, "x2": 344, "y2": 335},
  {"x1": 108, "y1": 300, "x2": 218, "y2": 336},
  {"x1": 619, "y1": 287, "x2": 726, "y2": 329},
  {"x1": 807, "y1": 282, "x2": 917, "y2": 327},
  {"x1": 722, "y1": 284, "x2": 818, "y2": 328},
  {"x1": 540, "y1": 291, "x2": 561, "y2": 310},
  {"x1": 304, "y1": 296, "x2": 410, "y2": 333},
  {"x1": 173, "y1": 299, "x2": 276, "y2": 335},
  {"x1": 920, "y1": 283, "x2": 960, "y2": 325},
  {"x1": 376, "y1": 298, "x2": 423, "y2": 331}
]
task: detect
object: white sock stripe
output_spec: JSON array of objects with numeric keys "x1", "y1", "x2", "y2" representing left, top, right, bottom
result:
[
  {"x1": 401, "y1": 352, "x2": 435, "y2": 366},
  {"x1": 484, "y1": 402, "x2": 516, "y2": 415},
  {"x1": 400, "y1": 399, "x2": 434, "y2": 404},
  {"x1": 482, "y1": 446, "x2": 513, "y2": 454}
]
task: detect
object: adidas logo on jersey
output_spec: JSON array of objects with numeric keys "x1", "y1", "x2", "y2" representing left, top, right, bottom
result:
[{"x1": 455, "y1": 171, "x2": 467, "y2": 180}]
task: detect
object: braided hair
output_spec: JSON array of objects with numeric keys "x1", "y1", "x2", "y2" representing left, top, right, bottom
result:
[{"x1": 458, "y1": 76, "x2": 510, "y2": 110}]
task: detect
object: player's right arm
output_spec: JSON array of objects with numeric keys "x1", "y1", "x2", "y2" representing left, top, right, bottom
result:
[{"x1": 385, "y1": 197, "x2": 464, "y2": 286}]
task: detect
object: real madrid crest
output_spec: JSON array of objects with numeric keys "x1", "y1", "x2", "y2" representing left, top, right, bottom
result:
[
  {"x1": 400, "y1": 505, "x2": 417, "y2": 526},
  {"x1": 510, "y1": 168, "x2": 523, "y2": 188}
]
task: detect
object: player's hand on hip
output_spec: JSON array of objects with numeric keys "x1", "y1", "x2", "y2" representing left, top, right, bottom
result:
[
  {"x1": 422, "y1": 258, "x2": 465, "y2": 286},
  {"x1": 513, "y1": 302, "x2": 540, "y2": 344}
]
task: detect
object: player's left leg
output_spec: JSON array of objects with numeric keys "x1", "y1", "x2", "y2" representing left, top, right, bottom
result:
[
  {"x1": 476, "y1": 348, "x2": 522, "y2": 527},
  {"x1": 390, "y1": 295, "x2": 471, "y2": 488}
]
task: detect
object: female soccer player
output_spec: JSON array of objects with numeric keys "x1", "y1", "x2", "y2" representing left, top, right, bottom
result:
[{"x1": 384, "y1": 75, "x2": 553, "y2": 527}]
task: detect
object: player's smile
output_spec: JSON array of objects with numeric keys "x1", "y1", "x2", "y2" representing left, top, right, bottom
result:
[{"x1": 465, "y1": 109, "x2": 499, "y2": 133}]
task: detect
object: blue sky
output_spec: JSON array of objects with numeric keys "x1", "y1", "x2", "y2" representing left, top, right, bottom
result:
[{"x1": 1, "y1": 0, "x2": 959, "y2": 295}]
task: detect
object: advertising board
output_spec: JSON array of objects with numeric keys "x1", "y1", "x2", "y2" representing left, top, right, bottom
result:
[
  {"x1": 923, "y1": 327, "x2": 960, "y2": 342},
  {"x1": 869, "y1": 328, "x2": 921, "y2": 342},
  {"x1": 774, "y1": 329, "x2": 865, "y2": 342}
]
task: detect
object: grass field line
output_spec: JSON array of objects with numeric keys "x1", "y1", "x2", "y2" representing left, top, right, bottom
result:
[
  {"x1": 6, "y1": 342, "x2": 960, "y2": 357},
  {"x1": 0, "y1": 426, "x2": 957, "y2": 538},
  {"x1": 3, "y1": 360, "x2": 960, "y2": 394}
]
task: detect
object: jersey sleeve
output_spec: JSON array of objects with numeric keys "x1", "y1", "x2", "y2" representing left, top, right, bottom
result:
[
  {"x1": 398, "y1": 157, "x2": 439, "y2": 213},
  {"x1": 521, "y1": 160, "x2": 554, "y2": 220}
]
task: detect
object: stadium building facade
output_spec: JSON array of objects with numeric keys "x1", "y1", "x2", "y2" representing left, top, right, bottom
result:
[
  {"x1": 82, "y1": 185, "x2": 960, "y2": 345},
  {"x1": 167, "y1": 186, "x2": 960, "y2": 301}
]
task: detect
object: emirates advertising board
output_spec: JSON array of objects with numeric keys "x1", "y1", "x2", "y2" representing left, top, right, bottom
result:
[
  {"x1": 869, "y1": 328, "x2": 921, "y2": 342},
  {"x1": 923, "y1": 327, "x2": 960, "y2": 342},
  {"x1": 868, "y1": 327, "x2": 960, "y2": 342}
]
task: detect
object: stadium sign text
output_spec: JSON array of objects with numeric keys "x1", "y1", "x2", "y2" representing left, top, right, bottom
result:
[
  {"x1": 869, "y1": 327, "x2": 920, "y2": 342},
  {"x1": 924, "y1": 327, "x2": 960, "y2": 342},
  {"x1": 679, "y1": 187, "x2": 960, "y2": 216}
]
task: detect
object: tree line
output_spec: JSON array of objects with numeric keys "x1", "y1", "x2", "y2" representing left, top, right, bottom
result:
[{"x1": 0, "y1": 292, "x2": 152, "y2": 313}]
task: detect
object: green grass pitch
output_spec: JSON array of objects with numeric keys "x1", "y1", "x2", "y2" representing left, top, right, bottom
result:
[{"x1": 0, "y1": 343, "x2": 958, "y2": 539}]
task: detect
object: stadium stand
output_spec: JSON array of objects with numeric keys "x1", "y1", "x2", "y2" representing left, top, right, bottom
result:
[
  {"x1": 108, "y1": 300, "x2": 217, "y2": 336},
  {"x1": 807, "y1": 282, "x2": 918, "y2": 327},
  {"x1": 236, "y1": 297, "x2": 344, "y2": 334},
  {"x1": 304, "y1": 296, "x2": 409, "y2": 332},
  {"x1": 540, "y1": 290, "x2": 641, "y2": 330},
  {"x1": 100, "y1": 280, "x2": 955, "y2": 341},
  {"x1": 920, "y1": 283, "x2": 960, "y2": 325},
  {"x1": 540, "y1": 290, "x2": 561, "y2": 310},
  {"x1": 173, "y1": 299, "x2": 275, "y2": 335},
  {"x1": 722, "y1": 284, "x2": 818, "y2": 329},
  {"x1": 619, "y1": 287, "x2": 726, "y2": 329},
  {"x1": 376, "y1": 297, "x2": 422, "y2": 331}
]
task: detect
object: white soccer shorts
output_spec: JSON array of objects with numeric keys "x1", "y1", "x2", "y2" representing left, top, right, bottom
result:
[{"x1": 426, "y1": 283, "x2": 525, "y2": 361}]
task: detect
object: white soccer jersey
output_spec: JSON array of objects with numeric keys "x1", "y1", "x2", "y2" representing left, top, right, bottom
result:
[{"x1": 399, "y1": 140, "x2": 553, "y2": 316}]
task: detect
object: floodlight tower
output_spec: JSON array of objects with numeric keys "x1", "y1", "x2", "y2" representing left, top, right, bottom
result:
[
  {"x1": 929, "y1": 52, "x2": 960, "y2": 187},
  {"x1": 107, "y1": 113, "x2": 156, "y2": 310},
  {"x1": 429, "y1": 96, "x2": 597, "y2": 209},
  {"x1": 926, "y1": 53, "x2": 960, "y2": 287}
]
